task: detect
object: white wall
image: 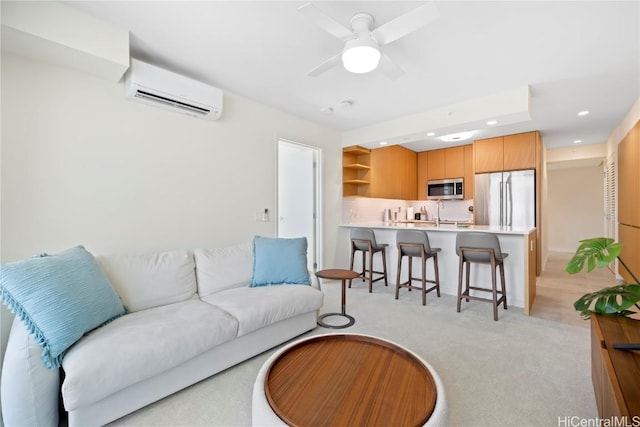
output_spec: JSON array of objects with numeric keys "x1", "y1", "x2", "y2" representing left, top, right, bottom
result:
[
  {"x1": 1, "y1": 53, "x2": 343, "y2": 258},
  {"x1": 0, "y1": 52, "x2": 342, "y2": 384},
  {"x1": 547, "y1": 165, "x2": 604, "y2": 252},
  {"x1": 546, "y1": 143, "x2": 606, "y2": 163}
]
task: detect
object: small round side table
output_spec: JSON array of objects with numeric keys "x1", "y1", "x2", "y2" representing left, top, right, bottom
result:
[{"x1": 315, "y1": 269, "x2": 359, "y2": 329}]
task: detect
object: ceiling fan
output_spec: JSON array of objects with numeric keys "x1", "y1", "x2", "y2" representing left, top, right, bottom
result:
[{"x1": 298, "y1": 2, "x2": 440, "y2": 80}]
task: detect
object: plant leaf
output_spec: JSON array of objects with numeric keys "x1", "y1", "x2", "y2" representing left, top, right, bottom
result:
[
  {"x1": 573, "y1": 284, "x2": 640, "y2": 319},
  {"x1": 566, "y1": 237, "x2": 621, "y2": 275}
]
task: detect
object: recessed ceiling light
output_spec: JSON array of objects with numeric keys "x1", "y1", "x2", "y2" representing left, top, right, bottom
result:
[
  {"x1": 578, "y1": 110, "x2": 590, "y2": 116},
  {"x1": 487, "y1": 120, "x2": 498, "y2": 125},
  {"x1": 427, "y1": 132, "x2": 435, "y2": 137},
  {"x1": 441, "y1": 131, "x2": 473, "y2": 142},
  {"x1": 573, "y1": 140, "x2": 582, "y2": 144},
  {"x1": 379, "y1": 141, "x2": 388, "y2": 145}
]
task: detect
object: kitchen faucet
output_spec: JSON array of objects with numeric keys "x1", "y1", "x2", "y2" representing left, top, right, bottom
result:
[{"x1": 436, "y1": 199, "x2": 444, "y2": 226}]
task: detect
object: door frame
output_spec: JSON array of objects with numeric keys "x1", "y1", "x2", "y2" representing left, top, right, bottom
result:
[{"x1": 276, "y1": 138, "x2": 323, "y2": 271}]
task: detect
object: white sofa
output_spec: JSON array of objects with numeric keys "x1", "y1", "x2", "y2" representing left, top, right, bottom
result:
[{"x1": 1, "y1": 242, "x2": 324, "y2": 426}]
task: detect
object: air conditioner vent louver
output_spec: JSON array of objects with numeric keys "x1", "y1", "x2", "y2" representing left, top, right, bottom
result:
[
  {"x1": 125, "y1": 59, "x2": 223, "y2": 121},
  {"x1": 134, "y1": 90, "x2": 210, "y2": 115}
]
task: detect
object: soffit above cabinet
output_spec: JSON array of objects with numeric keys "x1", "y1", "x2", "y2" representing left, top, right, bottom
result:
[
  {"x1": 342, "y1": 85, "x2": 531, "y2": 151},
  {"x1": 1, "y1": 1, "x2": 129, "y2": 82}
]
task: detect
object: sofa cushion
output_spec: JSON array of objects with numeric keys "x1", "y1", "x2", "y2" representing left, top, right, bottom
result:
[
  {"x1": 0, "y1": 245, "x2": 125, "y2": 368},
  {"x1": 97, "y1": 250, "x2": 197, "y2": 312},
  {"x1": 194, "y1": 243, "x2": 253, "y2": 297},
  {"x1": 250, "y1": 236, "x2": 310, "y2": 287},
  {"x1": 61, "y1": 299, "x2": 238, "y2": 411},
  {"x1": 202, "y1": 285, "x2": 323, "y2": 336}
]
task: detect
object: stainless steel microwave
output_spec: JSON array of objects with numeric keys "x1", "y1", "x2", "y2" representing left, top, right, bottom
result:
[{"x1": 427, "y1": 178, "x2": 464, "y2": 200}]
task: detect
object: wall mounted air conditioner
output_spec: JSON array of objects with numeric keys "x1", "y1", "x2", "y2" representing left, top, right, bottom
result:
[{"x1": 125, "y1": 59, "x2": 223, "y2": 121}]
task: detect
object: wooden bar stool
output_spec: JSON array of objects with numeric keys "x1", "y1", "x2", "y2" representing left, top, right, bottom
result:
[
  {"x1": 396, "y1": 230, "x2": 441, "y2": 306},
  {"x1": 349, "y1": 228, "x2": 388, "y2": 293},
  {"x1": 456, "y1": 232, "x2": 508, "y2": 321}
]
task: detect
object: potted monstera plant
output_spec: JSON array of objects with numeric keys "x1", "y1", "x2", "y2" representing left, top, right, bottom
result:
[{"x1": 566, "y1": 237, "x2": 640, "y2": 319}]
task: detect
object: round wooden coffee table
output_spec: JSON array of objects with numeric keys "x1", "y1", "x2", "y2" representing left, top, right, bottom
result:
[
  {"x1": 315, "y1": 269, "x2": 359, "y2": 329},
  {"x1": 251, "y1": 333, "x2": 448, "y2": 427}
]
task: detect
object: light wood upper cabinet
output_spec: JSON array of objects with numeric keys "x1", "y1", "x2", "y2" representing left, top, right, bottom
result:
[
  {"x1": 464, "y1": 144, "x2": 474, "y2": 200},
  {"x1": 426, "y1": 146, "x2": 464, "y2": 180},
  {"x1": 474, "y1": 137, "x2": 504, "y2": 173},
  {"x1": 400, "y1": 147, "x2": 418, "y2": 200},
  {"x1": 475, "y1": 131, "x2": 538, "y2": 173},
  {"x1": 503, "y1": 132, "x2": 537, "y2": 171},
  {"x1": 445, "y1": 146, "x2": 465, "y2": 178},
  {"x1": 417, "y1": 151, "x2": 429, "y2": 200},
  {"x1": 618, "y1": 121, "x2": 640, "y2": 227},
  {"x1": 370, "y1": 145, "x2": 417, "y2": 200},
  {"x1": 426, "y1": 149, "x2": 445, "y2": 180},
  {"x1": 427, "y1": 146, "x2": 464, "y2": 179}
]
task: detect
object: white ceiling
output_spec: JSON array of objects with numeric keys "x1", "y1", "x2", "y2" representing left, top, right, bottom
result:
[{"x1": 66, "y1": 1, "x2": 639, "y2": 151}]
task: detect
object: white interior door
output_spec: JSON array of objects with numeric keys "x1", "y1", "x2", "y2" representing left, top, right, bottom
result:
[{"x1": 277, "y1": 139, "x2": 321, "y2": 271}]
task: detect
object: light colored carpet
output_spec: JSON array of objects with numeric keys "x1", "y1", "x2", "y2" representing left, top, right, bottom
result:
[{"x1": 108, "y1": 280, "x2": 597, "y2": 427}]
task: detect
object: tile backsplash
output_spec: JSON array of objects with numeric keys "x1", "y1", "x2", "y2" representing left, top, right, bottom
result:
[{"x1": 342, "y1": 198, "x2": 474, "y2": 223}]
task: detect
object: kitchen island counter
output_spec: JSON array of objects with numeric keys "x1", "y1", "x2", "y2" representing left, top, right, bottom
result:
[
  {"x1": 343, "y1": 221, "x2": 534, "y2": 236},
  {"x1": 336, "y1": 223, "x2": 537, "y2": 314}
]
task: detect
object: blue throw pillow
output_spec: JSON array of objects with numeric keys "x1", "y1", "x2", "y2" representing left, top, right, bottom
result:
[
  {"x1": 0, "y1": 246, "x2": 125, "y2": 369},
  {"x1": 250, "y1": 236, "x2": 310, "y2": 287}
]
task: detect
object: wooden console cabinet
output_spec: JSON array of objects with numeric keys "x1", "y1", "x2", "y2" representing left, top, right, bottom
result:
[{"x1": 590, "y1": 314, "x2": 640, "y2": 418}]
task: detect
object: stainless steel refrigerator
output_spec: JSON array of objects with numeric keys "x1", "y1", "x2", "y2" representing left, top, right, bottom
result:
[{"x1": 474, "y1": 170, "x2": 536, "y2": 229}]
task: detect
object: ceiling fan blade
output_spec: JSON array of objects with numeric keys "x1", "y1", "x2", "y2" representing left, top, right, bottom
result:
[
  {"x1": 307, "y1": 53, "x2": 342, "y2": 77},
  {"x1": 372, "y1": 2, "x2": 440, "y2": 46},
  {"x1": 378, "y1": 54, "x2": 404, "y2": 80},
  {"x1": 298, "y1": 3, "x2": 354, "y2": 41}
]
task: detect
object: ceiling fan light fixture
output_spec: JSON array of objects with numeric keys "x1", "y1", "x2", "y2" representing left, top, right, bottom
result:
[{"x1": 342, "y1": 38, "x2": 381, "y2": 74}]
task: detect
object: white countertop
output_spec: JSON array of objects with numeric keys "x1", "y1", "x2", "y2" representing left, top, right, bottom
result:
[{"x1": 340, "y1": 221, "x2": 535, "y2": 236}]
